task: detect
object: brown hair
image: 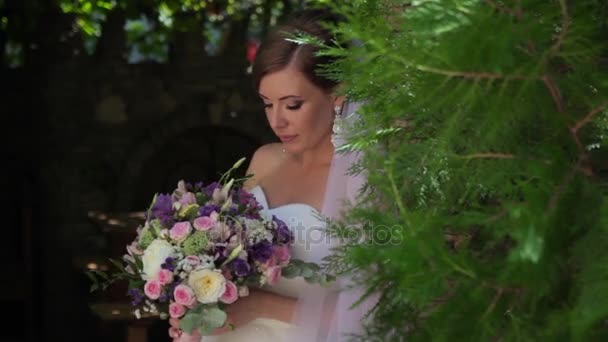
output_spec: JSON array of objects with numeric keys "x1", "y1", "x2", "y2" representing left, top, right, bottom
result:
[{"x1": 252, "y1": 8, "x2": 344, "y2": 93}]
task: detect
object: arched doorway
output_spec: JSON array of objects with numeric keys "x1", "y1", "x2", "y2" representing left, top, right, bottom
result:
[{"x1": 129, "y1": 125, "x2": 260, "y2": 212}]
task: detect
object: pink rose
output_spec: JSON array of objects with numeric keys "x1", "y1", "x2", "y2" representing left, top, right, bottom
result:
[
  {"x1": 220, "y1": 281, "x2": 238, "y2": 304},
  {"x1": 169, "y1": 302, "x2": 186, "y2": 318},
  {"x1": 185, "y1": 255, "x2": 201, "y2": 266},
  {"x1": 158, "y1": 269, "x2": 174, "y2": 285},
  {"x1": 264, "y1": 256, "x2": 277, "y2": 268},
  {"x1": 144, "y1": 279, "x2": 162, "y2": 299},
  {"x1": 170, "y1": 222, "x2": 192, "y2": 242},
  {"x1": 264, "y1": 266, "x2": 282, "y2": 286},
  {"x1": 273, "y1": 245, "x2": 291, "y2": 266},
  {"x1": 174, "y1": 284, "x2": 196, "y2": 307},
  {"x1": 193, "y1": 216, "x2": 215, "y2": 231}
]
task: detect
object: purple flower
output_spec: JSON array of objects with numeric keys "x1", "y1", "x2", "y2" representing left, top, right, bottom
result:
[
  {"x1": 239, "y1": 188, "x2": 253, "y2": 199},
  {"x1": 150, "y1": 194, "x2": 174, "y2": 225},
  {"x1": 273, "y1": 216, "x2": 293, "y2": 244},
  {"x1": 203, "y1": 182, "x2": 220, "y2": 197},
  {"x1": 251, "y1": 241, "x2": 273, "y2": 263},
  {"x1": 231, "y1": 258, "x2": 251, "y2": 277},
  {"x1": 199, "y1": 204, "x2": 221, "y2": 217},
  {"x1": 159, "y1": 292, "x2": 170, "y2": 303},
  {"x1": 128, "y1": 288, "x2": 144, "y2": 306},
  {"x1": 194, "y1": 182, "x2": 204, "y2": 191},
  {"x1": 161, "y1": 257, "x2": 176, "y2": 271},
  {"x1": 245, "y1": 212, "x2": 261, "y2": 220}
]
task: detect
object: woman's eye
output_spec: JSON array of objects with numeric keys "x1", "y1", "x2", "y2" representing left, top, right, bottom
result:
[
  {"x1": 263, "y1": 103, "x2": 272, "y2": 109},
  {"x1": 287, "y1": 102, "x2": 303, "y2": 110}
]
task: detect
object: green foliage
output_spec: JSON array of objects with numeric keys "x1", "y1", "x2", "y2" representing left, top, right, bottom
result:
[
  {"x1": 282, "y1": 258, "x2": 336, "y2": 285},
  {"x1": 180, "y1": 305, "x2": 228, "y2": 335},
  {"x1": 138, "y1": 226, "x2": 155, "y2": 249},
  {"x1": 86, "y1": 257, "x2": 143, "y2": 293},
  {"x1": 323, "y1": 0, "x2": 608, "y2": 340},
  {"x1": 54, "y1": 0, "x2": 309, "y2": 59}
]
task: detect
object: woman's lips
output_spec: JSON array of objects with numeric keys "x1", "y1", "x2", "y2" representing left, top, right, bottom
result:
[{"x1": 279, "y1": 135, "x2": 298, "y2": 143}]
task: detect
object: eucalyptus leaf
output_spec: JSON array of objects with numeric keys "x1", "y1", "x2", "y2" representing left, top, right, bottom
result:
[
  {"x1": 180, "y1": 312, "x2": 204, "y2": 334},
  {"x1": 300, "y1": 266, "x2": 315, "y2": 279},
  {"x1": 201, "y1": 307, "x2": 228, "y2": 329},
  {"x1": 281, "y1": 264, "x2": 301, "y2": 278}
]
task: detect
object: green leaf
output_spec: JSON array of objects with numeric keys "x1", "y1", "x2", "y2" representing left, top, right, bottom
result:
[
  {"x1": 300, "y1": 264, "x2": 317, "y2": 278},
  {"x1": 97, "y1": 270, "x2": 110, "y2": 280},
  {"x1": 109, "y1": 258, "x2": 126, "y2": 272},
  {"x1": 201, "y1": 306, "x2": 228, "y2": 329},
  {"x1": 180, "y1": 312, "x2": 204, "y2": 334},
  {"x1": 281, "y1": 264, "x2": 301, "y2": 278},
  {"x1": 304, "y1": 274, "x2": 320, "y2": 283},
  {"x1": 196, "y1": 192, "x2": 208, "y2": 205},
  {"x1": 146, "y1": 193, "x2": 159, "y2": 219},
  {"x1": 85, "y1": 270, "x2": 98, "y2": 283}
]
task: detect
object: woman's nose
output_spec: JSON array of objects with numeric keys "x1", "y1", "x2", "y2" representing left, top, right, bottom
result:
[{"x1": 268, "y1": 108, "x2": 288, "y2": 129}]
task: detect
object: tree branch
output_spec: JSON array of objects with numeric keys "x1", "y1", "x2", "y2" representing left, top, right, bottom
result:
[
  {"x1": 483, "y1": 287, "x2": 504, "y2": 317},
  {"x1": 549, "y1": 0, "x2": 569, "y2": 58},
  {"x1": 572, "y1": 102, "x2": 608, "y2": 133},
  {"x1": 542, "y1": 75, "x2": 565, "y2": 113},
  {"x1": 457, "y1": 153, "x2": 552, "y2": 165},
  {"x1": 416, "y1": 65, "x2": 536, "y2": 81},
  {"x1": 459, "y1": 153, "x2": 514, "y2": 160}
]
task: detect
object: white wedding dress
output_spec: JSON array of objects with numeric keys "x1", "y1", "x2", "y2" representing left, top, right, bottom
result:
[{"x1": 202, "y1": 185, "x2": 333, "y2": 342}]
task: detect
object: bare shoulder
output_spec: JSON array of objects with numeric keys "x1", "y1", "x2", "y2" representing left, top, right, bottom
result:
[{"x1": 243, "y1": 143, "x2": 284, "y2": 190}]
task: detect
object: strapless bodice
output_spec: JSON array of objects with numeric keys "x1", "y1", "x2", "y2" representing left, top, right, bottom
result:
[{"x1": 249, "y1": 185, "x2": 328, "y2": 298}]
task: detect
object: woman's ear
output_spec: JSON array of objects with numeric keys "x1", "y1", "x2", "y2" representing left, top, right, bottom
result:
[
  {"x1": 333, "y1": 95, "x2": 346, "y2": 115},
  {"x1": 332, "y1": 82, "x2": 347, "y2": 108}
]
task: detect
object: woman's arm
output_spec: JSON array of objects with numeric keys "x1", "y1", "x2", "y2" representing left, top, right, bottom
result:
[
  {"x1": 204, "y1": 288, "x2": 296, "y2": 336},
  {"x1": 222, "y1": 288, "x2": 297, "y2": 329}
]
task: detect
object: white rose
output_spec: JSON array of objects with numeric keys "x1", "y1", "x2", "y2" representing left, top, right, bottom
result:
[
  {"x1": 187, "y1": 269, "x2": 226, "y2": 304},
  {"x1": 141, "y1": 239, "x2": 175, "y2": 280}
]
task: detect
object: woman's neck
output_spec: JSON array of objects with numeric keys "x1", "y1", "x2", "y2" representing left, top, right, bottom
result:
[{"x1": 289, "y1": 136, "x2": 334, "y2": 170}]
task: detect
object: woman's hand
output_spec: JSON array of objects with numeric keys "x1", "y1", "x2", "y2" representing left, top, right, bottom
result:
[
  {"x1": 169, "y1": 317, "x2": 201, "y2": 342},
  {"x1": 214, "y1": 288, "x2": 297, "y2": 335},
  {"x1": 169, "y1": 288, "x2": 297, "y2": 339}
]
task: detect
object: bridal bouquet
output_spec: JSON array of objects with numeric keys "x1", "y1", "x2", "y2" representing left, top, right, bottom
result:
[{"x1": 87, "y1": 158, "x2": 330, "y2": 338}]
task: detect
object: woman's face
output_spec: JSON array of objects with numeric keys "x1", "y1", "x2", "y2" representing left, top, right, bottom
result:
[{"x1": 258, "y1": 66, "x2": 336, "y2": 154}]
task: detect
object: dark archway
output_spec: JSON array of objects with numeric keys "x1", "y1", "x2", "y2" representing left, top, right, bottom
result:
[{"x1": 129, "y1": 125, "x2": 260, "y2": 212}]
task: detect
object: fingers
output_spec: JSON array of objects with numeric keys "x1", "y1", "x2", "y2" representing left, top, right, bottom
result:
[{"x1": 169, "y1": 318, "x2": 180, "y2": 328}]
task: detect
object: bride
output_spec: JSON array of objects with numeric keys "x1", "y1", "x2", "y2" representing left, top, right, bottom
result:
[{"x1": 172, "y1": 8, "x2": 375, "y2": 342}]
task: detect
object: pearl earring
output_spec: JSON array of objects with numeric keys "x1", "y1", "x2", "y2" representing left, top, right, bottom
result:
[{"x1": 331, "y1": 104, "x2": 343, "y2": 147}]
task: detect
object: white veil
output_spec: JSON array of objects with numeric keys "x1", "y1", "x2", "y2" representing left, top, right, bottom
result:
[{"x1": 288, "y1": 100, "x2": 378, "y2": 341}]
